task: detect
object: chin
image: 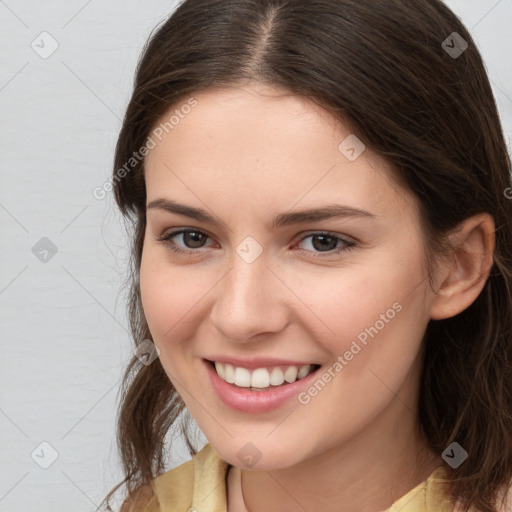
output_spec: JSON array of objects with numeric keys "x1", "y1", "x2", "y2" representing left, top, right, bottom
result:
[{"x1": 210, "y1": 436, "x2": 309, "y2": 471}]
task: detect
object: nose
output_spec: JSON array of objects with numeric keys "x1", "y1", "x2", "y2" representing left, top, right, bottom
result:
[{"x1": 209, "y1": 253, "x2": 290, "y2": 343}]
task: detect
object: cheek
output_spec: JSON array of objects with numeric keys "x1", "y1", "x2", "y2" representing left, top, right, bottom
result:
[
  {"x1": 289, "y1": 257, "x2": 429, "y2": 435},
  {"x1": 139, "y1": 246, "x2": 216, "y2": 358},
  {"x1": 293, "y1": 247, "x2": 428, "y2": 366}
]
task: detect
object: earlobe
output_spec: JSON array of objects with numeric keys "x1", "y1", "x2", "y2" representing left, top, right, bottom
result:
[{"x1": 429, "y1": 213, "x2": 495, "y2": 321}]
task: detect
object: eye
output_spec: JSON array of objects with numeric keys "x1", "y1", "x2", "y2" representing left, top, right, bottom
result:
[
  {"x1": 156, "y1": 229, "x2": 357, "y2": 258},
  {"x1": 294, "y1": 232, "x2": 356, "y2": 258},
  {"x1": 157, "y1": 228, "x2": 214, "y2": 256}
]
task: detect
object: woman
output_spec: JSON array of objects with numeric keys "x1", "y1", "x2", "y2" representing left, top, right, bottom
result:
[{"x1": 100, "y1": 1, "x2": 512, "y2": 511}]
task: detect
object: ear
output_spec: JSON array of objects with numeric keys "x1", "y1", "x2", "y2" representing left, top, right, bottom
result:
[{"x1": 429, "y1": 213, "x2": 495, "y2": 321}]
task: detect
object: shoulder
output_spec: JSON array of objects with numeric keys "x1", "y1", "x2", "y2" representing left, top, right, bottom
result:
[{"x1": 121, "y1": 443, "x2": 230, "y2": 512}]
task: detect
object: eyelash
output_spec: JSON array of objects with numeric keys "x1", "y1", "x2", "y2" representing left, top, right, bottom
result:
[{"x1": 156, "y1": 228, "x2": 356, "y2": 259}]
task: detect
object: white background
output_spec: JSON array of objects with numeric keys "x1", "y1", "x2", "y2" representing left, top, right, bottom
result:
[{"x1": 1, "y1": 1, "x2": 511, "y2": 510}]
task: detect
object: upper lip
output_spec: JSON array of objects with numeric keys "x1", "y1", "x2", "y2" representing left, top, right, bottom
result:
[{"x1": 204, "y1": 356, "x2": 319, "y2": 370}]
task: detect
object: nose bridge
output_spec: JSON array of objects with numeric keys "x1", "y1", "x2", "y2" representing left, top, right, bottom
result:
[{"x1": 210, "y1": 247, "x2": 287, "y2": 341}]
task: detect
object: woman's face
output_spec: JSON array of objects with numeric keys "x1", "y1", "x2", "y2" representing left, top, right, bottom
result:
[{"x1": 140, "y1": 84, "x2": 438, "y2": 470}]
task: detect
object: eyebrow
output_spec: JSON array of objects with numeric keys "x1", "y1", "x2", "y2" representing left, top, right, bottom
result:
[{"x1": 146, "y1": 197, "x2": 376, "y2": 229}]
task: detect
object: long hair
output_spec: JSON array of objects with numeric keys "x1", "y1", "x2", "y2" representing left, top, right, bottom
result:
[{"x1": 99, "y1": 1, "x2": 512, "y2": 511}]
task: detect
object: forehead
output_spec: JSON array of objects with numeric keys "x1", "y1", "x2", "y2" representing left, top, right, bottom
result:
[{"x1": 144, "y1": 85, "x2": 419, "y2": 228}]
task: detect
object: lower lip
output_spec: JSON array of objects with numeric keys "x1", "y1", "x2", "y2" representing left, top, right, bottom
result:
[{"x1": 203, "y1": 359, "x2": 321, "y2": 414}]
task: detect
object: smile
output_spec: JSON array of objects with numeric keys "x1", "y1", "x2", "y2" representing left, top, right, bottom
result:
[{"x1": 203, "y1": 358, "x2": 323, "y2": 413}]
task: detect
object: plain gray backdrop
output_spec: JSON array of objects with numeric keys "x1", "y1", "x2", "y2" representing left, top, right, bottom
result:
[{"x1": 1, "y1": 1, "x2": 511, "y2": 510}]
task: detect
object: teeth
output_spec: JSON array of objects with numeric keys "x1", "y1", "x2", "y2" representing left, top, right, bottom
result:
[
  {"x1": 234, "y1": 367, "x2": 251, "y2": 387},
  {"x1": 215, "y1": 361, "x2": 225, "y2": 380},
  {"x1": 284, "y1": 366, "x2": 298, "y2": 383},
  {"x1": 297, "y1": 365, "x2": 310, "y2": 379},
  {"x1": 251, "y1": 368, "x2": 270, "y2": 388},
  {"x1": 224, "y1": 363, "x2": 235, "y2": 384},
  {"x1": 269, "y1": 367, "x2": 285, "y2": 386},
  {"x1": 213, "y1": 361, "x2": 316, "y2": 388}
]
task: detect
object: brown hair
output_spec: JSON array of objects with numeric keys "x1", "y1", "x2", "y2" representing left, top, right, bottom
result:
[{"x1": 99, "y1": 1, "x2": 512, "y2": 511}]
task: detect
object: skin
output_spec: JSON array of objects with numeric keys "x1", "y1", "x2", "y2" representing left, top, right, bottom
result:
[{"x1": 140, "y1": 83, "x2": 495, "y2": 512}]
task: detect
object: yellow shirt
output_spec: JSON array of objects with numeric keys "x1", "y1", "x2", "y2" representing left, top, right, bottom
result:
[{"x1": 128, "y1": 442, "x2": 457, "y2": 512}]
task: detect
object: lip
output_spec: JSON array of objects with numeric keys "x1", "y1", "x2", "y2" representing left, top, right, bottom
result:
[
  {"x1": 203, "y1": 358, "x2": 321, "y2": 414},
  {"x1": 204, "y1": 355, "x2": 318, "y2": 370}
]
